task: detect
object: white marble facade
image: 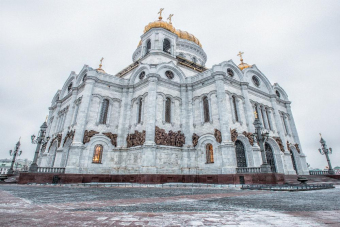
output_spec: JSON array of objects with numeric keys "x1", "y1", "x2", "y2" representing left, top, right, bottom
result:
[{"x1": 38, "y1": 19, "x2": 309, "y2": 176}]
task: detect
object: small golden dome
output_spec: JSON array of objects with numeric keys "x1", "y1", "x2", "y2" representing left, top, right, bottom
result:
[
  {"x1": 238, "y1": 62, "x2": 252, "y2": 71},
  {"x1": 138, "y1": 20, "x2": 202, "y2": 48}
]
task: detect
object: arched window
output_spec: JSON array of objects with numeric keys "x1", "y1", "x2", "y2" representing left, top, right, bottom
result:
[
  {"x1": 163, "y1": 39, "x2": 171, "y2": 54},
  {"x1": 99, "y1": 99, "x2": 109, "y2": 124},
  {"x1": 138, "y1": 99, "x2": 143, "y2": 124},
  {"x1": 146, "y1": 40, "x2": 151, "y2": 54},
  {"x1": 232, "y1": 96, "x2": 239, "y2": 122},
  {"x1": 203, "y1": 96, "x2": 210, "y2": 122},
  {"x1": 67, "y1": 83, "x2": 73, "y2": 93},
  {"x1": 265, "y1": 143, "x2": 276, "y2": 172},
  {"x1": 235, "y1": 140, "x2": 247, "y2": 167},
  {"x1": 260, "y1": 106, "x2": 266, "y2": 128},
  {"x1": 82, "y1": 74, "x2": 87, "y2": 82},
  {"x1": 165, "y1": 97, "x2": 171, "y2": 123},
  {"x1": 266, "y1": 108, "x2": 272, "y2": 130},
  {"x1": 227, "y1": 68, "x2": 234, "y2": 77},
  {"x1": 252, "y1": 75, "x2": 260, "y2": 87},
  {"x1": 92, "y1": 145, "x2": 103, "y2": 163},
  {"x1": 206, "y1": 144, "x2": 214, "y2": 163},
  {"x1": 276, "y1": 90, "x2": 281, "y2": 98}
]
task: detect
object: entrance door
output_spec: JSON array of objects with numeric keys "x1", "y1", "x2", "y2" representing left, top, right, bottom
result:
[
  {"x1": 265, "y1": 143, "x2": 276, "y2": 172},
  {"x1": 235, "y1": 140, "x2": 247, "y2": 167}
]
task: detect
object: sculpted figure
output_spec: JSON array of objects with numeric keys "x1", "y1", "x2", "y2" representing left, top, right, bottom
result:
[
  {"x1": 273, "y1": 136, "x2": 285, "y2": 152},
  {"x1": 214, "y1": 129, "x2": 222, "y2": 143},
  {"x1": 242, "y1": 131, "x2": 254, "y2": 146},
  {"x1": 192, "y1": 133, "x2": 199, "y2": 147},
  {"x1": 230, "y1": 128, "x2": 238, "y2": 142}
]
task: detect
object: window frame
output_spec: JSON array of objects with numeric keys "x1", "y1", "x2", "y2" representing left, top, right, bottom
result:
[{"x1": 92, "y1": 144, "x2": 103, "y2": 164}]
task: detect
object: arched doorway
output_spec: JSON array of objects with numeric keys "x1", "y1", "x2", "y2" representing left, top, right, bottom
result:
[
  {"x1": 290, "y1": 149, "x2": 297, "y2": 173},
  {"x1": 235, "y1": 140, "x2": 247, "y2": 167},
  {"x1": 265, "y1": 142, "x2": 276, "y2": 172}
]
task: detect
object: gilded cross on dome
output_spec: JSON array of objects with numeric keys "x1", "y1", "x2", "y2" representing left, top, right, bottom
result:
[
  {"x1": 158, "y1": 8, "x2": 164, "y2": 20},
  {"x1": 167, "y1": 14, "x2": 174, "y2": 24},
  {"x1": 97, "y1": 57, "x2": 105, "y2": 73},
  {"x1": 237, "y1": 51, "x2": 244, "y2": 63}
]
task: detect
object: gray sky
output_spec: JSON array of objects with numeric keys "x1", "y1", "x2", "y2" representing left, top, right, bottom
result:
[{"x1": 1, "y1": 0, "x2": 339, "y2": 169}]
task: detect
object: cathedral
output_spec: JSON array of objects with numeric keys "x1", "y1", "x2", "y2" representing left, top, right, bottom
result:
[{"x1": 36, "y1": 10, "x2": 309, "y2": 184}]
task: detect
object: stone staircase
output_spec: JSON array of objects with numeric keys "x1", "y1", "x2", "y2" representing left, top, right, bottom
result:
[{"x1": 284, "y1": 175, "x2": 340, "y2": 185}]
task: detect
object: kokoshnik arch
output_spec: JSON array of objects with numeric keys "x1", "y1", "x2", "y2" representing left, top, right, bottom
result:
[{"x1": 36, "y1": 10, "x2": 309, "y2": 182}]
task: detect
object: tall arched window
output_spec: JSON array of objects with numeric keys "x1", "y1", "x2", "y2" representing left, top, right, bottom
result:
[
  {"x1": 99, "y1": 99, "x2": 109, "y2": 124},
  {"x1": 92, "y1": 145, "x2": 103, "y2": 163},
  {"x1": 260, "y1": 106, "x2": 267, "y2": 129},
  {"x1": 232, "y1": 96, "x2": 239, "y2": 122},
  {"x1": 146, "y1": 40, "x2": 151, "y2": 54},
  {"x1": 203, "y1": 96, "x2": 210, "y2": 122},
  {"x1": 163, "y1": 39, "x2": 171, "y2": 54},
  {"x1": 206, "y1": 144, "x2": 214, "y2": 163},
  {"x1": 265, "y1": 143, "x2": 276, "y2": 172},
  {"x1": 235, "y1": 140, "x2": 247, "y2": 167},
  {"x1": 138, "y1": 99, "x2": 143, "y2": 124},
  {"x1": 165, "y1": 97, "x2": 171, "y2": 123},
  {"x1": 82, "y1": 74, "x2": 87, "y2": 82},
  {"x1": 67, "y1": 83, "x2": 73, "y2": 93}
]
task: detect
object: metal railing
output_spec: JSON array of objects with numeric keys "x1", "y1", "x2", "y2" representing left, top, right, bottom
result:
[
  {"x1": 242, "y1": 183, "x2": 334, "y2": 191},
  {"x1": 37, "y1": 167, "x2": 65, "y2": 173},
  {"x1": 236, "y1": 167, "x2": 261, "y2": 173},
  {"x1": 309, "y1": 170, "x2": 329, "y2": 175}
]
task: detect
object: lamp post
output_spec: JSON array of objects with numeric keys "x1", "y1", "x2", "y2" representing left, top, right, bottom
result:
[
  {"x1": 29, "y1": 121, "x2": 50, "y2": 172},
  {"x1": 8, "y1": 138, "x2": 23, "y2": 175},
  {"x1": 252, "y1": 112, "x2": 271, "y2": 173},
  {"x1": 318, "y1": 134, "x2": 334, "y2": 175}
]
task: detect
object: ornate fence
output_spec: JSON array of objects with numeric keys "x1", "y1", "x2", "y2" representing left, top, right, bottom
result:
[
  {"x1": 309, "y1": 170, "x2": 329, "y2": 175},
  {"x1": 242, "y1": 184, "x2": 334, "y2": 191},
  {"x1": 236, "y1": 167, "x2": 261, "y2": 174},
  {"x1": 37, "y1": 167, "x2": 65, "y2": 173}
]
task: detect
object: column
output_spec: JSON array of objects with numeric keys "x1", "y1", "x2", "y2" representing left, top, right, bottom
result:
[
  {"x1": 261, "y1": 106, "x2": 269, "y2": 129},
  {"x1": 240, "y1": 83, "x2": 254, "y2": 132},
  {"x1": 117, "y1": 87, "x2": 133, "y2": 147},
  {"x1": 144, "y1": 74, "x2": 159, "y2": 144}
]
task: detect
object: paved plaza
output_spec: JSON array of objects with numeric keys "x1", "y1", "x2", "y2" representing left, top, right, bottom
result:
[{"x1": 0, "y1": 184, "x2": 339, "y2": 226}]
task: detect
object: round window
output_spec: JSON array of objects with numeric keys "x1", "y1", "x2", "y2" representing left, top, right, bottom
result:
[
  {"x1": 276, "y1": 90, "x2": 281, "y2": 98},
  {"x1": 165, "y1": 71, "x2": 174, "y2": 79},
  {"x1": 139, "y1": 71, "x2": 145, "y2": 80},
  {"x1": 252, "y1": 76, "x2": 260, "y2": 87},
  {"x1": 227, "y1": 68, "x2": 234, "y2": 77}
]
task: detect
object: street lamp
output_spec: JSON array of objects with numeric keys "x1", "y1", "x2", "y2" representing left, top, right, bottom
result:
[
  {"x1": 318, "y1": 133, "x2": 334, "y2": 175},
  {"x1": 8, "y1": 138, "x2": 23, "y2": 175},
  {"x1": 252, "y1": 111, "x2": 272, "y2": 173},
  {"x1": 29, "y1": 120, "x2": 50, "y2": 172}
]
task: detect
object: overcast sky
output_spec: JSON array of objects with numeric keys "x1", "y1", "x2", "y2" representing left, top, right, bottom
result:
[{"x1": 1, "y1": 0, "x2": 339, "y2": 169}]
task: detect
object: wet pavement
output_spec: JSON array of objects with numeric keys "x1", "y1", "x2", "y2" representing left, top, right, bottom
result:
[{"x1": 0, "y1": 184, "x2": 339, "y2": 226}]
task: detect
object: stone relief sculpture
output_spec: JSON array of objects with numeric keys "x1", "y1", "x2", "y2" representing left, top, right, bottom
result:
[
  {"x1": 103, "y1": 132, "x2": 118, "y2": 147},
  {"x1": 83, "y1": 130, "x2": 99, "y2": 144},
  {"x1": 48, "y1": 133, "x2": 62, "y2": 152},
  {"x1": 126, "y1": 130, "x2": 146, "y2": 148},
  {"x1": 155, "y1": 126, "x2": 185, "y2": 147},
  {"x1": 242, "y1": 131, "x2": 254, "y2": 146},
  {"x1": 273, "y1": 136, "x2": 285, "y2": 152},
  {"x1": 214, "y1": 129, "x2": 222, "y2": 143},
  {"x1": 230, "y1": 128, "x2": 238, "y2": 142},
  {"x1": 295, "y1": 144, "x2": 300, "y2": 153},
  {"x1": 63, "y1": 130, "x2": 75, "y2": 146},
  {"x1": 192, "y1": 133, "x2": 199, "y2": 147}
]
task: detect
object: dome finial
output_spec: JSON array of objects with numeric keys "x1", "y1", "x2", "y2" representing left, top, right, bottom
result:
[
  {"x1": 237, "y1": 51, "x2": 244, "y2": 64},
  {"x1": 97, "y1": 57, "x2": 105, "y2": 73},
  {"x1": 158, "y1": 8, "x2": 164, "y2": 20},
  {"x1": 167, "y1": 14, "x2": 174, "y2": 24}
]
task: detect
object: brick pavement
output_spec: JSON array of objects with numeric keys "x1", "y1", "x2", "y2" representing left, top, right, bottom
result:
[{"x1": 0, "y1": 184, "x2": 339, "y2": 226}]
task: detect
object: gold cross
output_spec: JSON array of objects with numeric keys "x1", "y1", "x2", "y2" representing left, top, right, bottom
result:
[
  {"x1": 99, "y1": 57, "x2": 104, "y2": 68},
  {"x1": 158, "y1": 8, "x2": 164, "y2": 20},
  {"x1": 45, "y1": 115, "x2": 48, "y2": 122},
  {"x1": 254, "y1": 111, "x2": 258, "y2": 119},
  {"x1": 167, "y1": 14, "x2": 174, "y2": 24},
  {"x1": 237, "y1": 51, "x2": 244, "y2": 63}
]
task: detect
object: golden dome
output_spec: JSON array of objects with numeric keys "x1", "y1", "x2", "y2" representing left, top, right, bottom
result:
[
  {"x1": 138, "y1": 20, "x2": 202, "y2": 47},
  {"x1": 238, "y1": 62, "x2": 252, "y2": 71}
]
